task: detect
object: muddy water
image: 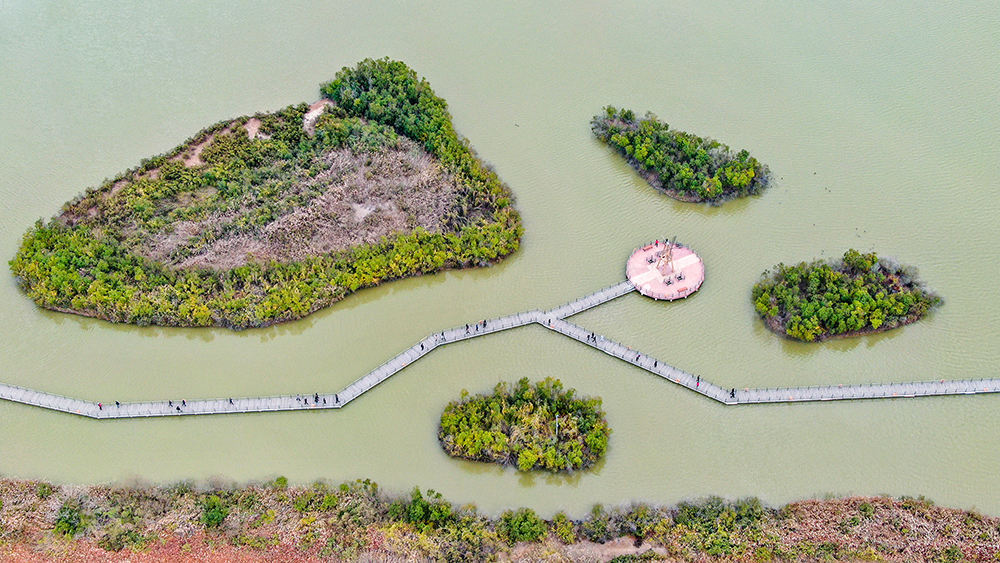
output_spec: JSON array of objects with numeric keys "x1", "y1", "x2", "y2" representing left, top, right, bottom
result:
[{"x1": 1, "y1": 0, "x2": 998, "y2": 515}]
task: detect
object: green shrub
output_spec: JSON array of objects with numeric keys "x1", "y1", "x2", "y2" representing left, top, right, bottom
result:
[
  {"x1": 552, "y1": 511, "x2": 576, "y2": 543},
  {"x1": 53, "y1": 501, "x2": 87, "y2": 537},
  {"x1": 320, "y1": 493, "x2": 338, "y2": 511},
  {"x1": 36, "y1": 482, "x2": 55, "y2": 499},
  {"x1": 499, "y1": 507, "x2": 547, "y2": 543},
  {"x1": 293, "y1": 491, "x2": 315, "y2": 512},
  {"x1": 98, "y1": 525, "x2": 148, "y2": 551},
  {"x1": 582, "y1": 504, "x2": 614, "y2": 544},
  {"x1": 202, "y1": 495, "x2": 229, "y2": 529},
  {"x1": 273, "y1": 476, "x2": 288, "y2": 489},
  {"x1": 859, "y1": 502, "x2": 875, "y2": 519},
  {"x1": 405, "y1": 487, "x2": 454, "y2": 531}
]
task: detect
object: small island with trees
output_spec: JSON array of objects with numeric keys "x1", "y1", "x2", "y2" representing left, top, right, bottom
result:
[
  {"x1": 591, "y1": 106, "x2": 770, "y2": 204},
  {"x1": 9, "y1": 58, "x2": 521, "y2": 329},
  {"x1": 753, "y1": 249, "x2": 941, "y2": 342},
  {"x1": 438, "y1": 377, "x2": 611, "y2": 472}
]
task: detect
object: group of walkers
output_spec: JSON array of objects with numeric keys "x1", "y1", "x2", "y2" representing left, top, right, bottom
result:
[{"x1": 465, "y1": 319, "x2": 489, "y2": 335}]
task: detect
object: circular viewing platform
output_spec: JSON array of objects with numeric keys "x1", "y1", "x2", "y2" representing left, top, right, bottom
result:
[{"x1": 626, "y1": 240, "x2": 705, "y2": 301}]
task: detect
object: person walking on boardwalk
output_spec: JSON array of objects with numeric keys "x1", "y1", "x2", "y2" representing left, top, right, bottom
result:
[
  {"x1": 335, "y1": 394, "x2": 339, "y2": 404},
  {"x1": 696, "y1": 376, "x2": 700, "y2": 387},
  {"x1": 98, "y1": 402, "x2": 102, "y2": 410}
]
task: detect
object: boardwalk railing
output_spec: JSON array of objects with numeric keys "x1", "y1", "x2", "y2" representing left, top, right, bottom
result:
[{"x1": 2, "y1": 279, "x2": 996, "y2": 419}]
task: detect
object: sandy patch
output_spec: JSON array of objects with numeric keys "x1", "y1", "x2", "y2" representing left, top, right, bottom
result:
[{"x1": 303, "y1": 99, "x2": 334, "y2": 136}]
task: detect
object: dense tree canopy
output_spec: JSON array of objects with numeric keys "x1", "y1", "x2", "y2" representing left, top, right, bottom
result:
[
  {"x1": 592, "y1": 106, "x2": 770, "y2": 203},
  {"x1": 439, "y1": 377, "x2": 611, "y2": 473},
  {"x1": 753, "y1": 250, "x2": 941, "y2": 342},
  {"x1": 10, "y1": 58, "x2": 521, "y2": 329}
]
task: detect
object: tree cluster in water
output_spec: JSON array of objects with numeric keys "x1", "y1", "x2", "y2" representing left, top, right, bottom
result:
[
  {"x1": 591, "y1": 106, "x2": 770, "y2": 203},
  {"x1": 9, "y1": 58, "x2": 522, "y2": 328},
  {"x1": 438, "y1": 377, "x2": 611, "y2": 472},
  {"x1": 752, "y1": 249, "x2": 941, "y2": 342}
]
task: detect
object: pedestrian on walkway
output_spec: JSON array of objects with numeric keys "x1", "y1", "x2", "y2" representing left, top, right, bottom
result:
[
  {"x1": 98, "y1": 402, "x2": 102, "y2": 410},
  {"x1": 115, "y1": 401, "x2": 120, "y2": 407},
  {"x1": 335, "y1": 394, "x2": 339, "y2": 404},
  {"x1": 182, "y1": 399, "x2": 186, "y2": 406}
]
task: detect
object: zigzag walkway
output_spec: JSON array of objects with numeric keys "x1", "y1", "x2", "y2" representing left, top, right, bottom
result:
[
  {"x1": 1, "y1": 279, "x2": 997, "y2": 419},
  {"x1": 539, "y1": 318, "x2": 1000, "y2": 404}
]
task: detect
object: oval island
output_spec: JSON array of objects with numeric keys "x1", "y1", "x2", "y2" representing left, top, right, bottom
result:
[
  {"x1": 592, "y1": 106, "x2": 770, "y2": 204},
  {"x1": 9, "y1": 58, "x2": 522, "y2": 329},
  {"x1": 438, "y1": 377, "x2": 611, "y2": 473},
  {"x1": 753, "y1": 249, "x2": 941, "y2": 342}
]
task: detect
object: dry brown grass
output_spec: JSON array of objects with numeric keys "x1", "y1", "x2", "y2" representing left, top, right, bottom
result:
[{"x1": 123, "y1": 136, "x2": 458, "y2": 271}]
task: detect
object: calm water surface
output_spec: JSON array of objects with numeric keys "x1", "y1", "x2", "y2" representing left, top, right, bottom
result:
[{"x1": 1, "y1": 0, "x2": 999, "y2": 515}]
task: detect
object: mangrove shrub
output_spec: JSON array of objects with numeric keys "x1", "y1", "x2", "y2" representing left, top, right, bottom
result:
[
  {"x1": 753, "y1": 249, "x2": 941, "y2": 342},
  {"x1": 438, "y1": 377, "x2": 611, "y2": 472},
  {"x1": 592, "y1": 106, "x2": 770, "y2": 204}
]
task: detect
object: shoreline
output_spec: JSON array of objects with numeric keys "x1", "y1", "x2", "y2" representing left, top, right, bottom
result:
[{"x1": 0, "y1": 477, "x2": 995, "y2": 562}]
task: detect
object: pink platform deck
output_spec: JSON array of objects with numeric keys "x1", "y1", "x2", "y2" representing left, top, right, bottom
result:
[{"x1": 626, "y1": 241, "x2": 705, "y2": 301}]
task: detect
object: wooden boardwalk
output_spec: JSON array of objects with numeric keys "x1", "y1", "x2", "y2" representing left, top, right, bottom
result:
[
  {"x1": 2, "y1": 279, "x2": 997, "y2": 419},
  {"x1": 540, "y1": 317, "x2": 1000, "y2": 404}
]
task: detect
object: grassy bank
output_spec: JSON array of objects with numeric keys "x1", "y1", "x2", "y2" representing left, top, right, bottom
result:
[{"x1": 0, "y1": 477, "x2": 995, "y2": 562}]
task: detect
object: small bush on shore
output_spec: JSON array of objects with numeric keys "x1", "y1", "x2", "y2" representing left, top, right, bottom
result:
[
  {"x1": 499, "y1": 507, "x2": 547, "y2": 543},
  {"x1": 201, "y1": 494, "x2": 229, "y2": 529}
]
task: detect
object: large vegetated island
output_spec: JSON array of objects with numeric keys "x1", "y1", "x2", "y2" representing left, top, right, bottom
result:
[
  {"x1": 439, "y1": 378, "x2": 611, "y2": 472},
  {"x1": 592, "y1": 106, "x2": 770, "y2": 204},
  {"x1": 9, "y1": 58, "x2": 522, "y2": 329},
  {"x1": 753, "y1": 249, "x2": 941, "y2": 342}
]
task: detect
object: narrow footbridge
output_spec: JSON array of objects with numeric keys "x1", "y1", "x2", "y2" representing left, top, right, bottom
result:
[{"x1": 1, "y1": 280, "x2": 996, "y2": 419}]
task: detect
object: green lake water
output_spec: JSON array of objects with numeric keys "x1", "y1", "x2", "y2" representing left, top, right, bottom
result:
[{"x1": 1, "y1": 0, "x2": 999, "y2": 515}]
